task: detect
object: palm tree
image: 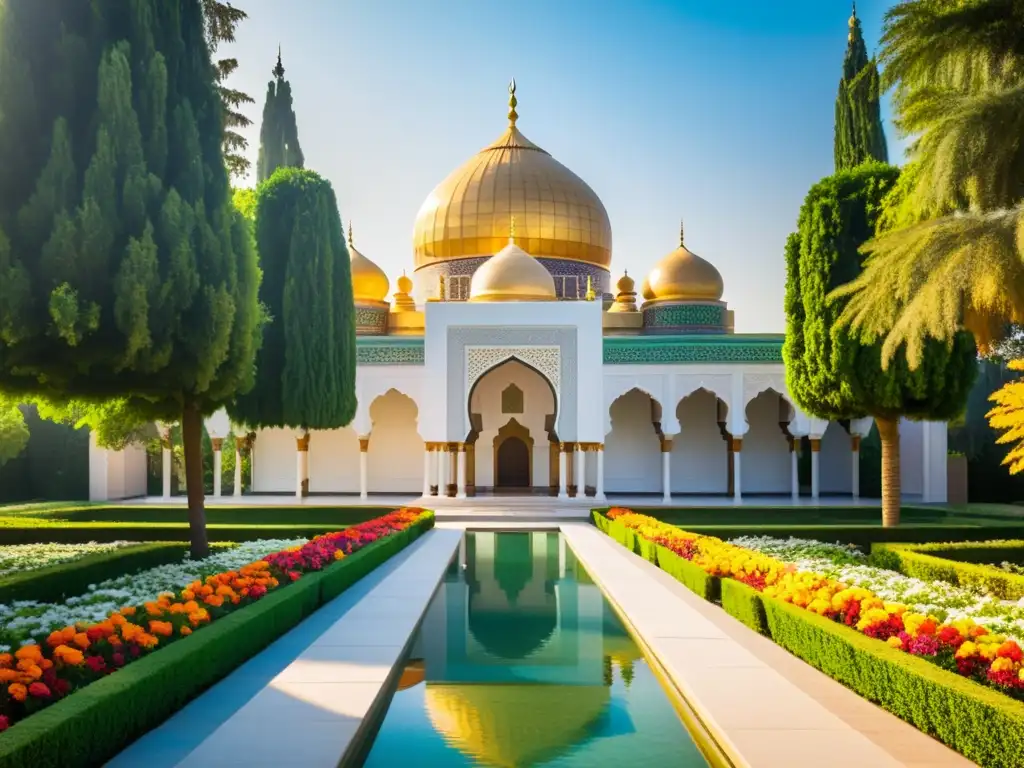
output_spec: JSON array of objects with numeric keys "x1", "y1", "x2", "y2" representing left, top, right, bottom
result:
[{"x1": 832, "y1": 0, "x2": 1024, "y2": 368}]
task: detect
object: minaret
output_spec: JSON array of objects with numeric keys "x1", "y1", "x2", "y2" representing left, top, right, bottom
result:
[{"x1": 273, "y1": 45, "x2": 285, "y2": 79}]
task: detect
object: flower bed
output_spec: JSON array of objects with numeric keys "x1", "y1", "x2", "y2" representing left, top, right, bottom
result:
[
  {"x1": 871, "y1": 540, "x2": 1024, "y2": 602},
  {"x1": 596, "y1": 508, "x2": 1024, "y2": 767},
  {"x1": 733, "y1": 536, "x2": 1024, "y2": 642},
  {"x1": 0, "y1": 508, "x2": 429, "y2": 736},
  {"x1": 604, "y1": 509, "x2": 1024, "y2": 700},
  {"x1": 0, "y1": 543, "x2": 137, "y2": 579}
]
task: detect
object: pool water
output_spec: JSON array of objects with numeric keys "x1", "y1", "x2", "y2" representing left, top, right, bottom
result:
[{"x1": 359, "y1": 531, "x2": 708, "y2": 767}]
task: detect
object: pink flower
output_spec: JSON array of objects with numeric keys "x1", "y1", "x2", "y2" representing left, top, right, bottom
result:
[{"x1": 28, "y1": 682, "x2": 51, "y2": 698}]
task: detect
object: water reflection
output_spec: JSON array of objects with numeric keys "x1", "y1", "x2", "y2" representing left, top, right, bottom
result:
[{"x1": 361, "y1": 532, "x2": 706, "y2": 768}]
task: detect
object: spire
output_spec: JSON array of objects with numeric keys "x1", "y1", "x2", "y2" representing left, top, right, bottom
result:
[
  {"x1": 679, "y1": 218, "x2": 685, "y2": 246},
  {"x1": 585, "y1": 275, "x2": 596, "y2": 301},
  {"x1": 507, "y1": 79, "x2": 518, "y2": 127},
  {"x1": 848, "y1": 1, "x2": 859, "y2": 40},
  {"x1": 273, "y1": 46, "x2": 285, "y2": 79},
  {"x1": 509, "y1": 214, "x2": 517, "y2": 244},
  {"x1": 347, "y1": 221, "x2": 354, "y2": 248}
]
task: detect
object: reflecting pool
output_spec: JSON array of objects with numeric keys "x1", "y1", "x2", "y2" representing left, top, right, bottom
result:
[{"x1": 359, "y1": 531, "x2": 708, "y2": 767}]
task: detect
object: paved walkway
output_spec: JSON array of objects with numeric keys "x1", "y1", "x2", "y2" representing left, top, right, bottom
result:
[
  {"x1": 560, "y1": 524, "x2": 975, "y2": 768},
  {"x1": 108, "y1": 529, "x2": 461, "y2": 768}
]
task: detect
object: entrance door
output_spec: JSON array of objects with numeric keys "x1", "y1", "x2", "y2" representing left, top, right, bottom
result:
[{"x1": 496, "y1": 437, "x2": 530, "y2": 488}]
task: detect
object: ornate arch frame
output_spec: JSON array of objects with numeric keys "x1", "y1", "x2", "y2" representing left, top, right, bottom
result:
[{"x1": 493, "y1": 417, "x2": 534, "y2": 488}]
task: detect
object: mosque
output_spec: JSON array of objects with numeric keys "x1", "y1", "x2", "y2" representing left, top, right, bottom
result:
[{"x1": 89, "y1": 84, "x2": 949, "y2": 504}]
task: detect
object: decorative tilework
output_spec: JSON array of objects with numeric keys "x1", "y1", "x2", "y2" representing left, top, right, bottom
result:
[
  {"x1": 642, "y1": 302, "x2": 726, "y2": 331},
  {"x1": 603, "y1": 335, "x2": 784, "y2": 364},
  {"x1": 467, "y1": 346, "x2": 561, "y2": 393},
  {"x1": 447, "y1": 327, "x2": 577, "y2": 440},
  {"x1": 356, "y1": 338, "x2": 424, "y2": 365},
  {"x1": 355, "y1": 306, "x2": 388, "y2": 336},
  {"x1": 414, "y1": 257, "x2": 610, "y2": 302}
]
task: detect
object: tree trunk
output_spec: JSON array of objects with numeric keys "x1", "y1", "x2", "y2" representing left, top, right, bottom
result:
[
  {"x1": 876, "y1": 416, "x2": 901, "y2": 528},
  {"x1": 181, "y1": 400, "x2": 210, "y2": 559}
]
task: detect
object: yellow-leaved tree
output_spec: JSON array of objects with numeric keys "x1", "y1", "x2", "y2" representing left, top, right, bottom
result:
[{"x1": 986, "y1": 360, "x2": 1024, "y2": 474}]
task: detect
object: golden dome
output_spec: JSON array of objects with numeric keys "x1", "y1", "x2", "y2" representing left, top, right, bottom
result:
[
  {"x1": 644, "y1": 221, "x2": 724, "y2": 303},
  {"x1": 348, "y1": 223, "x2": 389, "y2": 305},
  {"x1": 396, "y1": 272, "x2": 413, "y2": 295},
  {"x1": 425, "y1": 684, "x2": 609, "y2": 767},
  {"x1": 469, "y1": 225, "x2": 557, "y2": 302},
  {"x1": 413, "y1": 81, "x2": 612, "y2": 270},
  {"x1": 608, "y1": 269, "x2": 638, "y2": 313},
  {"x1": 615, "y1": 270, "x2": 635, "y2": 295}
]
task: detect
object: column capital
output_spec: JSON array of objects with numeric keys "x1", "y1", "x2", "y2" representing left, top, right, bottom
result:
[
  {"x1": 851, "y1": 435, "x2": 862, "y2": 451},
  {"x1": 211, "y1": 437, "x2": 224, "y2": 451},
  {"x1": 296, "y1": 434, "x2": 310, "y2": 452},
  {"x1": 358, "y1": 436, "x2": 370, "y2": 452},
  {"x1": 559, "y1": 442, "x2": 573, "y2": 453},
  {"x1": 810, "y1": 438, "x2": 822, "y2": 452},
  {"x1": 660, "y1": 437, "x2": 673, "y2": 452},
  {"x1": 731, "y1": 436, "x2": 743, "y2": 452},
  {"x1": 457, "y1": 442, "x2": 467, "y2": 452}
]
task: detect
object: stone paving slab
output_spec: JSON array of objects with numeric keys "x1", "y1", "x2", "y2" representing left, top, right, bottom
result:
[
  {"x1": 559, "y1": 524, "x2": 975, "y2": 768},
  {"x1": 175, "y1": 527, "x2": 461, "y2": 767}
]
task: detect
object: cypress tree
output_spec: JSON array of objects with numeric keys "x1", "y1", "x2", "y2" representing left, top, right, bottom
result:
[
  {"x1": 230, "y1": 168, "x2": 356, "y2": 431},
  {"x1": 834, "y1": 3, "x2": 888, "y2": 170},
  {"x1": 784, "y1": 163, "x2": 976, "y2": 526},
  {"x1": 256, "y1": 51, "x2": 304, "y2": 184},
  {"x1": 0, "y1": 1, "x2": 262, "y2": 557}
]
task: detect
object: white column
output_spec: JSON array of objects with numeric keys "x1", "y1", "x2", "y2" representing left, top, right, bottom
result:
[
  {"x1": 161, "y1": 440, "x2": 172, "y2": 499},
  {"x1": 595, "y1": 445, "x2": 606, "y2": 501},
  {"x1": 558, "y1": 444, "x2": 568, "y2": 499},
  {"x1": 810, "y1": 437, "x2": 822, "y2": 500},
  {"x1": 234, "y1": 439, "x2": 243, "y2": 497},
  {"x1": 661, "y1": 437, "x2": 673, "y2": 504},
  {"x1": 574, "y1": 444, "x2": 586, "y2": 498},
  {"x1": 437, "y1": 444, "x2": 448, "y2": 497},
  {"x1": 422, "y1": 443, "x2": 432, "y2": 496},
  {"x1": 212, "y1": 438, "x2": 223, "y2": 497},
  {"x1": 851, "y1": 435, "x2": 861, "y2": 501},
  {"x1": 294, "y1": 434, "x2": 309, "y2": 499},
  {"x1": 359, "y1": 437, "x2": 369, "y2": 500},
  {"x1": 790, "y1": 439, "x2": 799, "y2": 500},
  {"x1": 456, "y1": 444, "x2": 467, "y2": 498},
  {"x1": 732, "y1": 438, "x2": 742, "y2": 501}
]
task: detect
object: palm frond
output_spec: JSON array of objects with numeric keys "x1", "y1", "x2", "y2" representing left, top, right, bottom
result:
[
  {"x1": 987, "y1": 359, "x2": 1024, "y2": 474},
  {"x1": 897, "y1": 80, "x2": 1024, "y2": 210},
  {"x1": 880, "y1": 0, "x2": 1024, "y2": 94},
  {"x1": 831, "y1": 206, "x2": 1024, "y2": 366}
]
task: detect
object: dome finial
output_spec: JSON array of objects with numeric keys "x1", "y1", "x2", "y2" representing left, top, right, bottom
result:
[
  {"x1": 679, "y1": 218, "x2": 685, "y2": 246},
  {"x1": 849, "y1": 1, "x2": 858, "y2": 27},
  {"x1": 509, "y1": 214, "x2": 516, "y2": 244},
  {"x1": 508, "y1": 79, "x2": 518, "y2": 127},
  {"x1": 347, "y1": 221, "x2": 354, "y2": 247},
  {"x1": 273, "y1": 45, "x2": 285, "y2": 79}
]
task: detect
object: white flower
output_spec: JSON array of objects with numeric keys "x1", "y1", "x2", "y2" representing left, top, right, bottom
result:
[
  {"x1": 0, "y1": 541, "x2": 138, "y2": 578},
  {"x1": 0, "y1": 538, "x2": 305, "y2": 647}
]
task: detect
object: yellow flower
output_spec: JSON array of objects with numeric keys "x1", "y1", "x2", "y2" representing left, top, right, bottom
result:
[
  {"x1": 887, "y1": 636, "x2": 903, "y2": 649},
  {"x1": 956, "y1": 641, "x2": 978, "y2": 660},
  {"x1": 990, "y1": 657, "x2": 1016, "y2": 674},
  {"x1": 333, "y1": 550, "x2": 345, "y2": 561}
]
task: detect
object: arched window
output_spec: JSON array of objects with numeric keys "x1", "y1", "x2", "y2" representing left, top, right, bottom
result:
[{"x1": 502, "y1": 384, "x2": 524, "y2": 414}]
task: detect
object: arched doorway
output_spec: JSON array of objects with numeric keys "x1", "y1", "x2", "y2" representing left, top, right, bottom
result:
[
  {"x1": 495, "y1": 419, "x2": 532, "y2": 488},
  {"x1": 468, "y1": 359, "x2": 557, "y2": 494}
]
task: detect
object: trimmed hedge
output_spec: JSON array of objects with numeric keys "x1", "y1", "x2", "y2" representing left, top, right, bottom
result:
[
  {"x1": 0, "y1": 524, "x2": 342, "y2": 546},
  {"x1": 592, "y1": 509, "x2": 1024, "y2": 767},
  {"x1": 720, "y1": 578, "x2": 768, "y2": 635},
  {"x1": 0, "y1": 513, "x2": 435, "y2": 768},
  {"x1": 871, "y1": 541, "x2": 1024, "y2": 601},
  {"x1": 763, "y1": 596, "x2": 1024, "y2": 768},
  {"x1": 0, "y1": 542, "x2": 198, "y2": 604}
]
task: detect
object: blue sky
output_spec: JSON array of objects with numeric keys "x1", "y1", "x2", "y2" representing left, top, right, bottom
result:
[{"x1": 224, "y1": 0, "x2": 903, "y2": 333}]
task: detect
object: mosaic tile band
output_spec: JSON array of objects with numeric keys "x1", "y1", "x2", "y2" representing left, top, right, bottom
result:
[{"x1": 413, "y1": 256, "x2": 611, "y2": 302}]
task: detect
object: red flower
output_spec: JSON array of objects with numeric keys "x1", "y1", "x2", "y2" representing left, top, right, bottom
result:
[
  {"x1": 53, "y1": 678, "x2": 71, "y2": 696},
  {"x1": 112, "y1": 653, "x2": 125, "y2": 667},
  {"x1": 0, "y1": 715, "x2": 8, "y2": 732},
  {"x1": 996, "y1": 641, "x2": 1023, "y2": 662},
  {"x1": 288, "y1": 571, "x2": 301, "y2": 582},
  {"x1": 85, "y1": 655, "x2": 106, "y2": 673},
  {"x1": 28, "y1": 682, "x2": 51, "y2": 698}
]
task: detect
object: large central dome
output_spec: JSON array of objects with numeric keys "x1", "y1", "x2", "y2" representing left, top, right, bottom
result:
[{"x1": 413, "y1": 83, "x2": 612, "y2": 271}]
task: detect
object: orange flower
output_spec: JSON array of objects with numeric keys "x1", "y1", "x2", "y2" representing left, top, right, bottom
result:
[
  {"x1": 46, "y1": 631, "x2": 66, "y2": 648},
  {"x1": 53, "y1": 645, "x2": 84, "y2": 666},
  {"x1": 0, "y1": 669, "x2": 19, "y2": 683},
  {"x1": 144, "y1": 601, "x2": 164, "y2": 617},
  {"x1": 108, "y1": 635, "x2": 122, "y2": 647},
  {"x1": 16, "y1": 660, "x2": 42, "y2": 679},
  {"x1": 0, "y1": 653, "x2": 12, "y2": 668},
  {"x1": 182, "y1": 601, "x2": 199, "y2": 613},
  {"x1": 148, "y1": 621, "x2": 173, "y2": 637},
  {"x1": 215, "y1": 584, "x2": 235, "y2": 597},
  {"x1": 109, "y1": 613, "x2": 127, "y2": 626},
  {"x1": 73, "y1": 632, "x2": 91, "y2": 650},
  {"x1": 181, "y1": 589, "x2": 195, "y2": 600},
  {"x1": 15, "y1": 645, "x2": 42, "y2": 663},
  {"x1": 180, "y1": 626, "x2": 192, "y2": 636},
  {"x1": 7, "y1": 683, "x2": 27, "y2": 702},
  {"x1": 135, "y1": 633, "x2": 159, "y2": 649},
  {"x1": 203, "y1": 595, "x2": 224, "y2": 608},
  {"x1": 121, "y1": 606, "x2": 137, "y2": 616}
]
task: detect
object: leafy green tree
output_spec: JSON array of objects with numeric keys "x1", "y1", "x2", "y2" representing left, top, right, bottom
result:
[
  {"x1": 256, "y1": 51, "x2": 305, "y2": 184},
  {"x1": 34, "y1": 398, "x2": 156, "y2": 450},
  {"x1": 784, "y1": 163, "x2": 977, "y2": 526},
  {"x1": 230, "y1": 168, "x2": 356, "y2": 432},
  {"x1": 202, "y1": 0, "x2": 253, "y2": 179},
  {"x1": 233, "y1": 187, "x2": 257, "y2": 221},
  {"x1": 833, "y1": 0, "x2": 1024, "y2": 365},
  {"x1": 0, "y1": 1, "x2": 263, "y2": 557},
  {"x1": 834, "y1": 4, "x2": 888, "y2": 170},
  {"x1": 0, "y1": 398, "x2": 29, "y2": 468}
]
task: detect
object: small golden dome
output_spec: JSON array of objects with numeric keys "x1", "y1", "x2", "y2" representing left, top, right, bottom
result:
[
  {"x1": 348, "y1": 223, "x2": 389, "y2": 304},
  {"x1": 644, "y1": 221, "x2": 724, "y2": 303},
  {"x1": 608, "y1": 269, "x2": 638, "y2": 313},
  {"x1": 469, "y1": 223, "x2": 557, "y2": 302},
  {"x1": 615, "y1": 270, "x2": 635, "y2": 295},
  {"x1": 397, "y1": 272, "x2": 413, "y2": 295},
  {"x1": 392, "y1": 271, "x2": 416, "y2": 312},
  {"x1": 413, "y1": 82, "x2": 612, "y2": 271}
]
